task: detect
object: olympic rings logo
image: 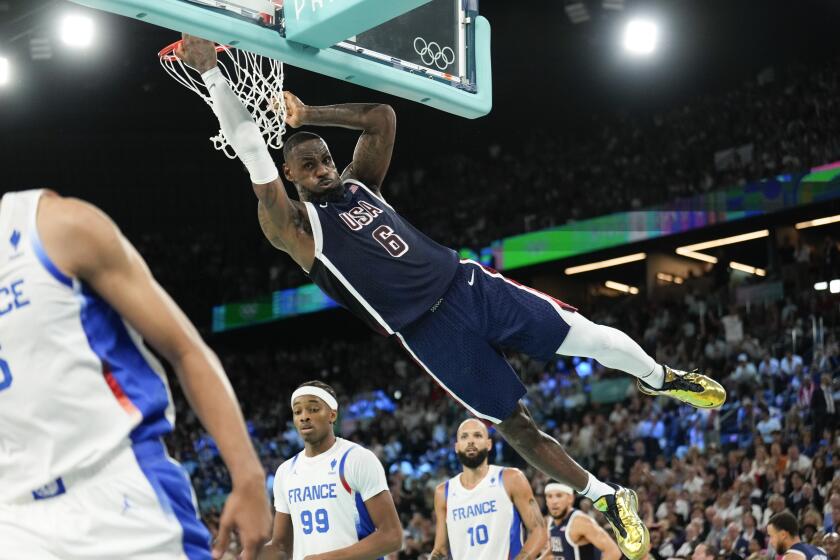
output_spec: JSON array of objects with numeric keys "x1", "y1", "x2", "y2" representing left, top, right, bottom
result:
[{"x1": 413, "y1": 37, "x2": 455, "y2": 71}]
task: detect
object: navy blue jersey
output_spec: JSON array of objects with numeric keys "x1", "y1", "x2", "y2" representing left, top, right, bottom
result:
[
  {"x1": 788, "y1": 543, "x2": 828, "y2": 560},
  {"x1": 548, "y1": 510, "x2": 602, "y2": 560},
  {"x1": 305, "y1": 179, "x2": 459, "y2": 334}
]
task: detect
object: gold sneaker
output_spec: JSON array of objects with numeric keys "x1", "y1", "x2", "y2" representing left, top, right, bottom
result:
[
  {"x1": 637, "y1": 366, "x2": 726, "y2": 409},
  {"x1": 593, "y1": 484, "x2": 650, "y2": 560}
]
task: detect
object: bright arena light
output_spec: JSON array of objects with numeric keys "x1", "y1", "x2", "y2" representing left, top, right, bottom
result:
[
  {"x1": 623, "y1": 18, "x2": 659, "y2": 56},
  {"x1": 0, "y1": 57, "x2": 9, "y2": 87},
  {"x1": 60, "y1": 15, "x2": 95, "y2": 49}
]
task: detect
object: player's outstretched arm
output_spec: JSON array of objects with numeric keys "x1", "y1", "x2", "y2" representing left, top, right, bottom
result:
[
  {"x1": 505, "y1": 469, "x2": 549, "y2": 560},
  {"x1": 177, "y1": 34, "x2": 312, "y2": 266},
  {"x1": 37, "y1": 193, "x2": 271, "y2": 560},
  {"x1": 282, "y1": 91, "x2": 396, "y2": 195},
  {"x1": 568, "y1": 512, "x2": 621, "y2": 560},
  {"x1": 259, "y1": 512, "x2": 294, "y2": 560},
  {"x1": 303, "y1": 490, "x2": 402, "y2": 560},
  {"x1": 429, "y1": 483, "x2": 450, "y2": 559}
]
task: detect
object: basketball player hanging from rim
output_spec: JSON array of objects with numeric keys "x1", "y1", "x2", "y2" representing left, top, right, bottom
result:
[{"x1": 176, "y1": 34, "x2": 726, "y2": 560}]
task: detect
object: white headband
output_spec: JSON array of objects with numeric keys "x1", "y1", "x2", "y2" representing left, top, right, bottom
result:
[
  {"x1": 545, "y1": 483, "x2": 574, "y2": 496},
  {"x1": 291, "y1": 387, "x2": 338, "y2": 411}
]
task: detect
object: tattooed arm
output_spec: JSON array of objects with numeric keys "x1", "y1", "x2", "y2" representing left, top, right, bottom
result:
[
  {"x1": 281, "y1": 91, "x2": 396, "y2": 195},
  {"x1": 430, "y1": 483, "x2": 450, "y2": 559},
  {"x1": 255, "y1": 188, "x2": 315, "y2": 272},
  {"x1": 505, "y1": 469, "x2": 549, "y2": 560}
]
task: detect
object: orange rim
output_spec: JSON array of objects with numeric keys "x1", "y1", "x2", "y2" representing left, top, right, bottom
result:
[{"x1": 158, "y1": 39, "x2": 228, "y2": 63}]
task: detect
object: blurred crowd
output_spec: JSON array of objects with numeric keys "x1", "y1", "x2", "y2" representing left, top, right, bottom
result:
[
  {"x1": 160, "y1": 231, "x2": 840, "y2": 559},
  {"x1": 142, "y1": 42, "x2": 840, "y2": 560},
  {"x1": 131, "y1": 55, "x2": 840, "y2": 320}
]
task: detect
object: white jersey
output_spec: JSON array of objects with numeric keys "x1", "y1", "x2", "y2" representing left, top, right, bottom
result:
[
  {"x1": 273, "y1": 437, "x2": 389, "y2": 560},
  {"x1": 0, "y1": 190, "x2": 175, "y2": 504},
  {"x1": 445, "y1": 465, "x2": 524, "y2": 560}
]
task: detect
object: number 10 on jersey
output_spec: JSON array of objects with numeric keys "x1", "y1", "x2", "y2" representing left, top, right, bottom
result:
[{"x1": 468, "y1": 524, "x2": 489, "y2": 546}]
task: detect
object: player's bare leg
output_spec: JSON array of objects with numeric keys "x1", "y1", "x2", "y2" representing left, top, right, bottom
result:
[{"x1": 497, "y1": 402, "x2": 649, "y2": 560}]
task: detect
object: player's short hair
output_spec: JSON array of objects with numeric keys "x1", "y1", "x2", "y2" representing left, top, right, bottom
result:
[
  {"x1": 283, "y1": 131, "x2": 324, "y2": 162},
  {"x1": 768, "y1": 511, "x2": 799, "y2": 536},
  {"x1": 296, "y1": 380, "x2": 338, "y2": 400}
]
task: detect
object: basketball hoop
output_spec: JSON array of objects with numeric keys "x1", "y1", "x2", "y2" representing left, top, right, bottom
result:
[{"x1": 159, "y1": 40, "x2": 287, "y2": 159}]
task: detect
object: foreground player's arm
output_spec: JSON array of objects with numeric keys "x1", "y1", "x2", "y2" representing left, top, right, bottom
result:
[
  {"x1": 567, "y1": 513, "x2": 621, "y2": 560},
  {"x1": 536, "y1": 518, "x2": 552, "y2": 560},
  {"x1": 37, "y1": 193, "x2": 271, "y2": 560},
  {"x1": 177, "y1": 34, "x2": 313, "y2": 268},
  {"x1": 306, "y1": 449, "x2": 402, "y2": 560},
  {"x1": 505, "y1": 469, "x2": 549, "y2": 560},
  {"x1": 283, "y1": 91, "x2": 396, "y2": 194},
  {"x1": 307, "y1": 490, "x2": 402, "y2": 560},
  {"x1": 430, "y1": 483, "x2": 450, "y2": 559},
  {"x1": 259, "y1": 512, "x2": 294, "y2": 560}
]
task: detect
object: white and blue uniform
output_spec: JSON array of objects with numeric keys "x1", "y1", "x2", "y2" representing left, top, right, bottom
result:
[
  {"x1": 788, "y1": 543, "x2": 829, "y2": 560},
  {"x1": 0, "y1": 190, "x2": 210, "y2": 559},
  {"x1": 273, "y1": 437, "x2": 390, "y2": 560},
  {"x1": 444, "y1": 465, "x2": 524, "y2": 560}
]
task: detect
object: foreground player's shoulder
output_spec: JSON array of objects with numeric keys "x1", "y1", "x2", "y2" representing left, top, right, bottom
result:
[
  {"x1": 37, "y1": 192, "x2": 127, "y2": 278},
  {"x1": 342, "y1": 441, "x2": 384, "y2": 470}
]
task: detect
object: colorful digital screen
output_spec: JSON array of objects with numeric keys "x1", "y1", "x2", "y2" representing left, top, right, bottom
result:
[{"x1": 212, "y1": 163, "x2": 840, "y2": 332}]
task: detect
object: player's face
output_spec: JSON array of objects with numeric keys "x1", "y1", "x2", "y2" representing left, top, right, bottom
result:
[
  {"x1": 766, "y1": 525, "x2": 787, "y2": 553},
  {"x1": 284, "y1": 140, "x2": 342, "y2": 200},
  {"x1": 821, "y1": 533, "x2": 839, "y2": 559},
  {"x1": 292, "y1": 396, "x2": 336, "y2": 443},
  {"x1": 455, "y1": 420, "x2": 492, "y2": 469},
  {"x1": 546, "y1": 490, "x2": 574, "y2": 519}
]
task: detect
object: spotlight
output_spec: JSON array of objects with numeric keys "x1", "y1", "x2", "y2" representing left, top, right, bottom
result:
[
  {"x1": 60, "y1": 14, "x2": 95, "y2": 49},
  {"x1": 815, "y1": 282, "x2": 828, "y2": 291},
  {"x1": 796, "y1": 214, "x2": 840, "y2": 229},
  {"x1": 831, "y1": 280, "x2": 840, "y2": 294},
  {"x1": 605, "y1": 281, "x2": 639, "y2": 295},
  {"x1": 623, "y1": 18, "x2": 659, "y2": 56},
  {"x1": 0, "y1": 57, "x2": 9, "y2": 87}
]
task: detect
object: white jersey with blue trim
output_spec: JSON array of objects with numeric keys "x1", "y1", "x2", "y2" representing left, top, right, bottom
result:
[
  {"x1": 445, "y1": 465, "x2": 524, "y2": 560},
  {"x1": 0, "y1": 189, "x2": 175, "y2": 504},
  {"x1": 273, "y1": 437, "x2": 389, "y2": 560}
]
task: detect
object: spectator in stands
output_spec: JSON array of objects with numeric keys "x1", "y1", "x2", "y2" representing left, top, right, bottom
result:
[
  {"x1": 787, "y1": 445, "x2": 814, "y2": 477},
  {"x1": 821, "y1": 532, "x2": 839, "y2": 560},
  {"x1": 813, "y1": 374, "x2": 838, "y2": 438}
]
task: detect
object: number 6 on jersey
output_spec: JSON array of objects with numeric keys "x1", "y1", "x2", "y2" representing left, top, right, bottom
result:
[{"x1": 372, "y1": 225, "x2": 409, "y2": 257}]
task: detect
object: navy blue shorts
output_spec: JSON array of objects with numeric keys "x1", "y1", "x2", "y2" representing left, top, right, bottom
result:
[{"x1": 397, "y1": 260, "x2": 575, "y2": 424}]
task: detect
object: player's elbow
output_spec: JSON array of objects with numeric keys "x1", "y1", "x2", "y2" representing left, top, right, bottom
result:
[
  {"x1": 604, "y1": 542, "x2": 622, "y2": 560},
  {"x1": 383, "y1": 524, "x2": 404, "y2": 553},
  {"x1": 371, "y1": 104, "x2": 396, "y2": 132}
]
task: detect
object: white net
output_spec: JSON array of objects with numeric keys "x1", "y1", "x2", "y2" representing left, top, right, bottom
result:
[{"x1": 160, "y1": 43, "x2": 287, "y2": 159}]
